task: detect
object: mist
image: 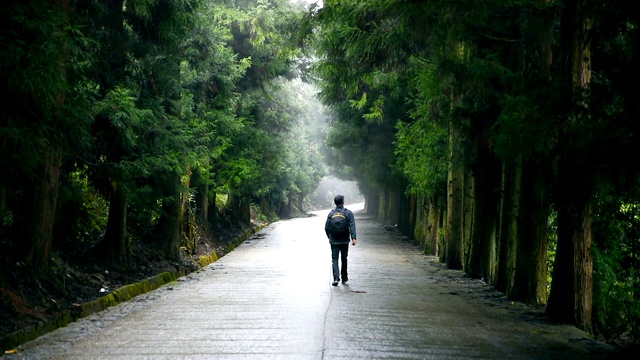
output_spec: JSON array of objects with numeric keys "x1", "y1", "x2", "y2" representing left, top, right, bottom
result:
[{"x1": 308, "y1": 176, "x2": 364, "y2": 210}]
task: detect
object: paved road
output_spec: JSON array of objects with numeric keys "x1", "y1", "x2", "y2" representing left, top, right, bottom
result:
[{"x1": 6, "y1": 204, "x2": 621, "y2": 359}]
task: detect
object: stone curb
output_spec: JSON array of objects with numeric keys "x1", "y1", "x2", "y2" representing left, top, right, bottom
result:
[{"x1": 0, "y1": 224, "x2": 267, "y2": 352}]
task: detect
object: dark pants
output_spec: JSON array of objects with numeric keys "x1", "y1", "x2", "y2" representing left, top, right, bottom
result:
[{"x1": 331, "y1": 243, "x2": 349, "y2": 280}]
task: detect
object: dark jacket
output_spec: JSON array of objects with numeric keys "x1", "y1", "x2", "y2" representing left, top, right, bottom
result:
[{"x1": 325, "y1": 205, "x2": 356, "y2": 244}]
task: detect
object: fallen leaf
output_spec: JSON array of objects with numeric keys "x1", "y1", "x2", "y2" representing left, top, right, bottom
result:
[{"x1": 5, "y1": 349, "x2": 18, "y2": 354}]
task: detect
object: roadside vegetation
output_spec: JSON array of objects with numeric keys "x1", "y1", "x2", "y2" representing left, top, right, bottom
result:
[
  {"x1": 307, "y1": 0, "x2": 640, "y2": 346},
  {"x1": 0, "y1": 0, "x2": 326, "y2": 341}
]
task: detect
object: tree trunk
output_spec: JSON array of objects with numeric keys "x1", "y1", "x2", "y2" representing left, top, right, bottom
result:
[
  {"x1": 546, "y1": 0, "x2": 593, "y2": 333},
  {"x1": 375, "y1": 190, "x2": 387, "y2": 222},
  {"x1": 229, "y1": 191, "x2": 240, "y2": 226},
  {"x1": 375, "y1": 191, "x2": 383, "y2": 220},
  {"x1": 467, "y1": 149, "x2": 500, "y2": 282},
  {"x1": 512, "y1": 159, "x2": 549, "y2": 304},
  {"x1": 500, "y1": 0, "x2": 555, "y2": 303},
  {"x1": 399, "y1": 190, "x2": 412, "y2": 236},
  {"x1": 239, "y1": 195, "x2": 251, "y2": 224},
  {"x1": 547, "y1": 197, "x2": 593, "y2": 330},
  {"x1": 428, "y1": 197, "x2": 442, "y2": 257},
  {"x1": 413, "y1": 196, "x2": 427, "y2": 250},
  {"x1": 446, "y1": 119, "x2": 464, "y2": 270},
  {"x1": 439, "y1": 201, "x2": 448, "y2": 264},
  {"x1": 95, "y1": 0, "x2": 129, "y2": 266},
  {"x1": 156, "y1": 175, "x2": 182, "y2": 260},
  {"x1": 387, "y1": 186, "x2": 403, "y2": 227},
  {"x1": 500, "y1": 156, "x2": 521, "y2": 295},
  {"x1": 462, "y1": 167, "x2": 474, "y2": 272},
  {"x1": 495, "y1": 162, "x2": 510, "y2": 292},
  {"x1": 408, "y1": 195, "x2": 416, "y2": 241},
  {"x1": 102, "y1": 183, "x2": 128, "y2": 265},
  {"x1": 208, "y1": 190, "x2": 217, "y2": 226},
  {"x1": 192, "y1": 168, "x2": 210, "y2": 232},
  {"x1": 363, "y1": 185, "x2": 379, "y2": 217},
  {"x1": 180, "y1": 168, "x2": 196, "y2": 253},
  {"x1": 23, "y1": 0, "x2": 70, "y2": 276},
  {"x1": 24, "y1": 148, "x2": 62, "y2": 275},
  {"x1": 230, "y1": 191, "x2": 251, "y2": 225}
]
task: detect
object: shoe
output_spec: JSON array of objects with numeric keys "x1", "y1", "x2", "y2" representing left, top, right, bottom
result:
[
  {"x1": 332, "y1": 279, "x2": 339, "y2": 286},
  {"x1": 342, "y1": 277, "x2": 348, "y2": 285}
]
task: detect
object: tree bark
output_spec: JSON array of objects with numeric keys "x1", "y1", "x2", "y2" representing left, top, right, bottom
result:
[
  {"x1": 428, "y1": 197, "x2": 442, "y2": 257},
  {"x1": 438, "y1": 201, "x2": 448, "y2": 264},
  {"x1": 500, "y1": 156, "x2": 521, "y2": 295},
  {"x1": 22, "y1": 0, "x2": 70, "y2": 276},
  {"x1": 512, "y1": 159, "x2": 549, "y2": 304},
  {"x1": 500, "y1": 0, "x2": 555, "y2": 303},
  {"x1": 399, "y1": 190, "x2": 413, "y2": 237},
  {"x1": 229, "y1": 191, "x2": 241, "y2": 226},
  {"x1": 446, "y1": 118, "x2": 464, "y2": 270},
  {"x1": 229, "y1": 191, "x2": 251, "y2": 225},
  {"x1": 388, "y1": 186, "x2": 402, "y2": 227},
  {"x1": 363, "y1": 185, "x2": 380, "y2": 217},
  {"x1": 547, "y1": 197, "x2": 593, "y2": 330},
  {"x1": 95, "y1": 0, "x2": 129, "y2": 265},
  {"x1": 546, "y1": 0, "x2": 593, "y2": 333},
  {"x1": 462, "y1": 166, "x2": 474, "y2": 272},
  {"x1": 408, "y1": 194, "x2": 416, "y2": 241},
  {"x1": 239, "y1": 195, "x2": 251, "y2": 224},
  {"x1": 24, "y1": 148, "x2": 62, "y2": 275},
  {"x1": 492, "y1": 0, "x2": 555, "y2": 294},
  {"x1": 467, "y1": 147, "x2": 500, "y2": 281},
  {"x1": 297, "y1": 192, "x2": 304, "y2": 213},
  {"x1": 156, "y1": 174, "x2": 182, "y2": 260}
]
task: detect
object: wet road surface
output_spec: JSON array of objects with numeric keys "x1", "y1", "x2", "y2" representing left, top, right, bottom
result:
[{"x1": 5, "y1": 204, "x2": 621, "y2": 359}]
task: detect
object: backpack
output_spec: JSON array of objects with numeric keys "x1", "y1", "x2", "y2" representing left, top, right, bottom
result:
[{"x1": 328, "y1": 208, "x2": 350, "y2": 236}]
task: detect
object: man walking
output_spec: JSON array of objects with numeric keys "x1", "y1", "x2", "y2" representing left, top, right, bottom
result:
[{"x1": 325, "y1": 195, "x2": 357, "y2": 286}]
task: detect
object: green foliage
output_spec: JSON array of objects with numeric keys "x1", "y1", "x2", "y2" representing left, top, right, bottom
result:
[
  {"x1": 93, "y1": 86, "x2": 154, "y2": 158},
  {"x1": 394, "y1": 118, "x2": 447, "y2": 198},
  {"x1": 216, "y1": 193, "x2": 229, "y2": 209},
  {"x1": 593, "y1": 193, "x2": 640, "y2": 340},
  {"x1": 394, "y1": 61, "x2": 449, "y2": 198},
  {"x1": 311, "y1": 0, "x2": 411, "y2": 191},
  {"x1": 0, "y1": 0, "x2": 320, "y2": 276},
  {"x1": 0, "y1": 0, "x2": 93, "y2": 173},
  {"x1": 215, "y1": 72, "x2": 326, "y2": 216},
  {"x1": 55, "y1": 170, "x2": 109, "y2": 246},
  {"x1": 250, "y1": 203, "x2": 270, "y2": 223},
  {"x1": 0, "y1": 0, "x2": 95, "y2": 271}
]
